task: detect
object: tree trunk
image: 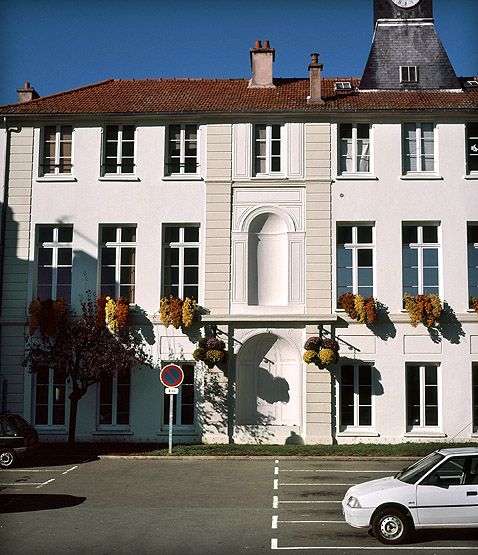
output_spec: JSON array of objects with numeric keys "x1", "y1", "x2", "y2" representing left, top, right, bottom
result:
[{"x1": 68, "y1": 391, "x2": 81, "y2": 444}]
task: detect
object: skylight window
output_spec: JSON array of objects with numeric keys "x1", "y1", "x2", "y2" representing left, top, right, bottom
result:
[
  {"x1": 335, "y1": 81, "x2": 352, "y2": 91},
  {"x1": 465, "y1": 80, "x2": 478, "y2": 88}
]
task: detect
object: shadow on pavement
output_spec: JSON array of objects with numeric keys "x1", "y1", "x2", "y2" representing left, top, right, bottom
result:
[
  {"x1": 0, "y1": 494, "x2": 86, "y2": 513},
  {"x1": 413, "y1": 528, "x2": 478, "y2": 544}
]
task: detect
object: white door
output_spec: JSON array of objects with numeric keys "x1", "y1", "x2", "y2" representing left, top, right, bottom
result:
[{"x1": 416, "y1": 456, "x2": 478, "y2": 525}]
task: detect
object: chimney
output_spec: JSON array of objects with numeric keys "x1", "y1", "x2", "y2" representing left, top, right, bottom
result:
[
  {"x1": 248, "y1": 40, "x2": 276, "y2": 89},
  {"x1": 16, "y1": 82, "x2": 39, "y2": 104},
  {"x1": 307, "y1": 53, "x2": 325, "y2": 105}
]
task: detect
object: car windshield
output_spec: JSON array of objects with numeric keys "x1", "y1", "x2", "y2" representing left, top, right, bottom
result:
[
  {"x1": 8, "y1": 415, "x2": 31, "y2": 433},
  {"x1": 396, "y1": 452, "x2": 444, "y2": 484}
]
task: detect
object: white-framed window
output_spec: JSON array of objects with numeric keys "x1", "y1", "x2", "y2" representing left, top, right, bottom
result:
[
  {"x1": 253, "y1": 124, "x2": 283, "y2": 176},
  {"x1": 400, "y1": 66, "x2": 419, "y2": 84},
  {"x1": 98, "y1": 371, "x2": 130, "y2": 427},
  {"x1": 336, "y1": 224, "x2": 374, "y2": 304},
  {"x1": 166, "y1": 124, "x2": 198, "y2": 175},
  {"x1": 162, "y1": 363, "x2": 195, "y2": 427},
  {"x1": 403, "y1": 122, "x2": 435, "y2": 173},
  {"x1": 36, "y1": 225, "x2": 73, "y2": 302},
  {"x1": 406, "y1": 364, "x2": 440, "y2": 430},
  {"x1": 33, "y1": 366, "x2": 67, "y2": 426},
  {"x1": 102, "y1": 125, "x2": 135, "y2": 175},
  {"x1": 468, "y1": 223, "x2": 478, "y2": 307},
  {"x1": 339, "y1": 123, "x2": 370, "y2": 174},
  {"x1": 473, "y1": 363, "x2": 478, "y2": 433},
  {"x1": 466, "y1": 122, "x2": 478, "y2": 174},
  {"x1": 99, "y1": 225, "x2": 136, "y2": 302},
  {"x1": 339, "y1": 363, "x2": 373, "y2": 430},
  {"x1": 402, "y1": 223, "x2": 440, "y2": 298},
  {"x1": 41, "y1": 125, "x2": 72, "y2": 175},
  {"x1": 162, "y1": 225, "x2": 199, "y2": 299}
]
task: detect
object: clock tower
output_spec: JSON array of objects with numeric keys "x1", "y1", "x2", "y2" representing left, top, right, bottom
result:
[{"x1": 360, "y1": 0, "x2": 460, "y2": 90}]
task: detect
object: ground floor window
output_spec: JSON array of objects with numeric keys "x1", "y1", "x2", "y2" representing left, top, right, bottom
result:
[
  {"x1": 473, "y1": 363, "x2": 478, "y2": 433},
  {"x1": 98, "y1": 372, "x2": 131, "y2": 427},
  {"x1": 406, "y1": 364, "x2": 439, "y2": 430},
  {"x1": 339, "y1": 364, "x2": 373, "y2": 430},
  {"x1": 163, "y1": 363, "x2": 195, "y2": 426},
  {"x1": 34, "y1": 366, "x2": 66, "y2": 426}
]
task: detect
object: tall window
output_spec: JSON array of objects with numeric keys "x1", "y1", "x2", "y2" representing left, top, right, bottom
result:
[
  {"x1": 34, "y1": 366, "x2": 66, "y2": 426},
  {"x1": 402, "y1": 224, "x2": 440, "y2": 298},
  {"x1": 406, "y1": 364, "x2": 439, "y2": 430},
  {"x1": 253, "y1": 124, "x2": 282, "y2": 176},
  {"x1": 337, "y1": 225, "x2": 374, "y2": 304},
  {"x1": 468, "y1": 224, "x2": 478, "y2": 307},
  {"x1": 466, "y1": 122, "x2": 478, "y2": 174},
  {"x1": 163, "y1": 364, "x2": 195, "y2": 426},
  {"x1": 103, "y1": 125, "x2": 135, "y2": 174},
  {"x1": 339, "y1": 123, "x2": 370, "y2": 174},
  {"x1": 339, "y1": 364, "x2": 373, "y2": 430},
  {"x1": 400, "y1": 66, "x2": 419, "y2": 84},
  {"x1": 100, "y1": 226, "x2": 136, "y2": 302},
  {"x1": 98, "y1": 372, "x2": 130, "y2": 427},
  {"x1": 473, "y1": 363, "x2": 478, "y2": 433},
  {"x1": 162, "y1": 225, "x2": 199, "y2": 299},
  {"x1": 41, "y1": 125, "x2": 72, "y2": 175},
  {"x1": 166, "y1": 124, "x2": 198, "y2": 175},
  {"x1": 403, "y1": 123, "x2": 435, "y2": 173},
  {"x1": 36, "y1": 225, "x2": 73, "y2": 302}
]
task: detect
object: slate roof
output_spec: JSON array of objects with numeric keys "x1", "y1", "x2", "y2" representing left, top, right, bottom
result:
[{"x1": 1, "y1": 77, "x2": 477, "y2": 116}]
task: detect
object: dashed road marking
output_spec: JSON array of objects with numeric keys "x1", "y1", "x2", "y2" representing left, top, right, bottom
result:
[{"x1": 36, "y1": 478, "x2": 55, "y2": 489}]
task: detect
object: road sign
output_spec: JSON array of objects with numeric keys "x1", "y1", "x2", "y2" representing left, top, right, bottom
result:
[
  {"x1": 165, "y1": 387, "x2": 179, "y2": 395},
  {"x1": 160, "y1": 364, "x2": 184, "y2": 388}
]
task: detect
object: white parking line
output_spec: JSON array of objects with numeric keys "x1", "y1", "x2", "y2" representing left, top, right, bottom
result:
[
  {"x1": 280, "y1": 483, "x2": 351, "y2": 486},
  {"x1": 280, "y1": 469, "x2": 399, "y2": 473},
  {"x1": 278, "y1": 520, "x2": 346, "y2": 524},
  {"x1": 279, "y1": 500, "x2": 342, "y2": 504},
  {"x1": 62, "y1": 465, "x2": 78, "y2": 475},
  {"x1": 0, "y1": 482, "x2": 45, "y2": 487},
  {"x1": 36, "y1": 478, "x2": 55, "y2": 489},
  {"x1": 271, "y1": 539, "x2": 478, "y2": 550}
]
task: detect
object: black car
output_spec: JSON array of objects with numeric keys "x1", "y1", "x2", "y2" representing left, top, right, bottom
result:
[{"x1": 0, "y1": 413, "x2": 39, "y2": 468}]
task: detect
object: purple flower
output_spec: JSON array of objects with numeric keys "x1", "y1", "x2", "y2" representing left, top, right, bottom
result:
[{"x1": 304, "y1": 336, "x2": 322, "y2": 351}]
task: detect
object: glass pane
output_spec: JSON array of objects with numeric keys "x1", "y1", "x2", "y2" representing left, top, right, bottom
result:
[
  {"x1": 337, "y1": 227, "x2": 352, "y2": 245},
  {"x1": 102, "y1": 227, "x2": 117, "y2": 243},
  {"x1": 340, "y1": 124, "x2": 352, "y2": 139},
  {"x1": 164, "y1": 227, "x2": 179, "y2": 244},
  {"x1": 105, "y1": 126, "x2": 119, "y2": 140},
  {"x1": 119, "y1": 285, "x2": 134, "y2": 302},
  {"x1": 57, "y1": 227, "x2": 73, "y2": 243},
  {"x1": 38, "y1": 248, "x2": 53, "y2": 266},
  {"x1": 337, "y1": 248, "x2": 352, "y2": 268},
  {"x1": 44, "y1": 126, "x2": 56, "y2": 141},
  {"x1": 120, "y1": 267, "x2": 135, "y2": 284},
  {"x1": 468, "y1": 225, "x2": 478, "y2": 244},
  {"x1": 122, "y1": 126, "x2": 135, "y2": 141},
  {"x1": 169, "y1": 125, "x2": 181, "y2": 141},
  {"x1": 164, "y1": 248, "x2": 179, "y2": 266},
  {"x1": 183, "y1": 285, "x2": 198, "y2": 298},
  {"x1": 184, "y1": 248, "x2": 199, "y2": 265},
  {"x1": 341, "y1": 366, "x2": 354, "y2": 385},
  {"x1": 425, "y1": 365, "x2": 437, "y2": 385},
  {"x1": 337, "y1": 267, "x2": 352, "y2": 288},
  {"x1": 357, "y1": 226, "x2": 372, "y2": 244},
  {"x1": 358, "y1": 249, "x2": 373, "y2": 266},
  {"x1": 425, "y1": 407, "x2": 438, "y2": 426},
  {"x1": 120, "y1": 248, "x2": 136, "y2": 266},
  {"x1": 121, "y1": 160, "x2": 134, "y2": 173},
  {"x1": 35, "y1": 406, "x2": 48, "y2": 425},
  {"x1": 185, "y1": 125, "x2": 197, "y2": 140},
  {"x1": 56, "y1": 285, "x2": 71, "y2": 302},
  {"x1": 122, "y1": 142, "x2": 134, "y2": 157},
  {"x1": 38, "y1": 266, "x2": 53, "y2": 284},
  {"x1": 402, "y1": 225, "x2": 417, "y2": 245},
  {"x1": 38, "y1": 227, "x2": 54, "y2": 243},
  {"x1": 121, "y1": 227, "x2": 136, "y2": 242},
  {"x1": 184, "y1": 267, "x2": 198, "y2": 284},
  {"x1": 184, "y1": 158, "x2": 197, "y2": 173},
  {"x1": 423, "y1": 268, "x2": 439, "y2": 287},
  {"x1": 271, "y1": 157, "x2": 281, "y2": 172},
  {"x1": 57, "y1": 248, "x2": 72, "y2": 265},
  {"x1": 101, "y1": 247, "x2": 116, "y2": 266},
  {"x1": 184, "y1": 227, "x2": 199, "y2": 242},
  {"x1": 422, "y1": 225, "x2": 438, "y2": 243},
  {"x1": 359, "y1": 406, "x2": 371, "y2": 426},
  {"x1": 358, "y1": 267, "x2": 373, "y2": 287},
  {"x1": 255, "y1": 125, "x2": 266, "y2": 140},
  {"x1": 168, "y1": 159, "x2": 181, "y2": 174},
  {"x1": 423, "y1": 248, "x2": 438, "y2": 266},
  {"x1": 57, "y1": 267, "x2": 72, "y2": 285},
  {"x1": 402, "y1": 247, "x2": 418, "y2": 268},
  {"x1": 101, "y1": 267, "x2": 116, "y2": 284},
  {"x1": 357, "y1": 124, "x2": 369, "y2": 139}
]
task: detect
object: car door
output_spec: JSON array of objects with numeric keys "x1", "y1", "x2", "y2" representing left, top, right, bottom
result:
[{"x1": 416, "y1": 456, "x2": 478, "y2": 525}]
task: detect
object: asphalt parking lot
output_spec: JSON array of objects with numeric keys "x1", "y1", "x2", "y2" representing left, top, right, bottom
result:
[{"x1": 1, "y1": 456, "x2": 477, "y2": 554}]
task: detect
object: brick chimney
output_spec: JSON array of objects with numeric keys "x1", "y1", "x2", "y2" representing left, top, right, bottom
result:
[
  {"x1": 16, "y1": 82, "x2": 39, "y2": 103},
  {"x1": 248, "y1": 40, "x2": 276, "y2": 89},
  {"x1": 307, "y1": 53, "x2": 325, "y2": 105}
]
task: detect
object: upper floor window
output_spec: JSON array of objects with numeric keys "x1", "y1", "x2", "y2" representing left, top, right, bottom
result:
[
  {"x1": 102, "y1": 125, "x2": 135, "y2": 175},
  {"x1": 253, "y1": 124, "x2": 282, "y2": 176},
  {"x1": 339, "y1": 364, "x2": 373, "y2": 431},
  {"x1": 339, "y1": 123, "x2": 370, "y2": 174},
  {"x1": 162, "y1": 225, "x2": 199, "y2": 299},
  {"x1": 41, "y1": 125, "x2": 72, "y2": 175},
  {"x1": 337, "y1": 224, "x2": 374, "y2": 304},
  {"x1": 36, "y1": 225, "x2": 73, "y2": 302},
  {"x1": 466, "y1": 122, "x2": 478, "y2": 174},
  {"x1": 33, "y1": 366, "x2": 66, "y2": 426},
  {"x1": 99, "y1": 225, "x2": 136, "y2": 303},
  {"x1": 400, "y1": 66, "x2": 419, "y2": 84},
  {"x1": 402, "y1": 224, "x2": 440, "y2": 298},
  {"x1": 468, "y1": 223, "x2": 478, "y2": 307},
  {"x1": 98, "y1": 371, "x2": 130, "y2": 427},
  {"x1": 166, "y1": 124, "x2": 198, "y2": 175},
  {"x1": 406, "y1": 364, "x2": 440, "y2": 430},
  {"x1": 403, "y1": 123, "x2": 435, "y2": 173}
]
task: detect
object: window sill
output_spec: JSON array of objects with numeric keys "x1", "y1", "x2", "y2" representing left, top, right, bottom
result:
[
  {"x1": 400, "y1": 173, "x2": 443, "y2": 180},
  {"x1": 36, "y1": 175, "x2": 77, "y2": 182},
  {"x1": 159, "y1": 426, "x2": 196, "y2": 434},
  {"x1": 337, "y1": 430, "x2": 379, "y2": 437},
  {"x1": 464, "y1": 174, "x2": 478, "y2": 180},
  {"x1": 36, "y1": 427, "x2": 68, "y2": 435},
  {"x1": 404, "y1": 430, "x2": 446, "y2": 438},
  {"x1": 163, "y1": 174, "x2": 203, "y2": 181},
  {"x1": 93, "y1": 429, "x2": 133, "y2": 435},
  {"x1": 98, "y1": 175, "x2": 140, "y2": 182},
  {"x1": 335, "y1": 174, "x2": 378, "y2": 181}
]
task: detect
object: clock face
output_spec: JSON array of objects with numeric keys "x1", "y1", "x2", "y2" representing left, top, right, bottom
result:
[{"x1": 391, "y1": 0, "x2": 421, "y2": 7}]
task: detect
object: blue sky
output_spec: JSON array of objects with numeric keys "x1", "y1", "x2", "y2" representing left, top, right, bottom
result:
[{"x1": 0, "y1": 0, "x2": 477, "y2": 105}]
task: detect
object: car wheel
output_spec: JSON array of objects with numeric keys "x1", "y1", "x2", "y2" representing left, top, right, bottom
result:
[
  {"x1": 0, "y1": 448, "x2": 16, "y2": 468},
  {"x1": 372, "y1": 507, "x2": 413, "y2": 545}
]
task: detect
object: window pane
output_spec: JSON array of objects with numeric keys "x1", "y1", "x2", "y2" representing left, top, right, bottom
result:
[
  {"x1": 402, "y1": 225, "x2": 417, "y2": 245},
  {"x1": 337, "y1": 227, "x2": 352, "y2": 245},
  {"x1": 38, "y1": 248, "x2": 53, "y2": 266},
  {"x1": 102, "y1": 227, "x2": 117, "y2": 243},
  {"x1": 255, "y1": 125, "x2": 266, "y2": 140},
  {"x1": 184, "y1": 227, "x2": 199, "y2": 242},
  {"x1": 164, "y1": 227, "x2": 179, "y2": 244},
  {"x1": 120, "y1": 248, "x2": 136, "y2": 266},
  {"x1": 422, "y1": 225, "x2": 438, "y2": 244},
  {"x1": 357, "y1": 226, "x2": 372, "y2": 244},
  {"x1": 340, "y1": 124, "x2": 352, "y2": 139},
  {"x1": 121, "y1": 227, "x2": 136, "y2": 242},
  {"x1": 358, "y1": 249, "x2": 373, "y2": 267},
  {"x1": 184, "y1": 248, "x2": 199, "y2": 265}
]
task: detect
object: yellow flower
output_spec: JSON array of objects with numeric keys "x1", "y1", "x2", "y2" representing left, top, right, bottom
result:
[
  {"x1": 303, "y1": 350, "x2": 318, "y2": 364},
  {"x1": 319, "y1": 348, "x2": 337, "y2": 366}
]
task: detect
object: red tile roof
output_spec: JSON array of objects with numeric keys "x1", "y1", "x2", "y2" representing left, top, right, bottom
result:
[{"x1": 1, "y1": 77, "x2": 477, "y2": 115}]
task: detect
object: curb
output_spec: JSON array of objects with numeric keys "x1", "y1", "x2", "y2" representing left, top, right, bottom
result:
[{"x1": 100, "y1": 455, "x2": 417, "y2": 461}]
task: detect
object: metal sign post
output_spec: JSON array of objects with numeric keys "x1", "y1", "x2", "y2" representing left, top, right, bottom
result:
[{"x1": 160, "y1": 365, "x2": 184, "y2": 455}]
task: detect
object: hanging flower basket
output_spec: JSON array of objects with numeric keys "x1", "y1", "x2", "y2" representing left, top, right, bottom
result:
[
  {"x1": 159, "y1": 295, "x2": 196, "y2": 329},
  {"x1": 470, "y1": 297, "x2": 478, "y2": 315},
  {"x1": 403, "y1": 293, "x2": 442, "y2": 328},
  {"x1": 28, "y1": 298, "x2": 68, "y2": 336},
  {"x1": 193, "y1": 336, "x2": 228, "y2": 368},
  {"x1": 303, "y1": 336, "x2": 339, "y2": 368},
  {"x1": 103, "y1": 296, "x2": 129, "y2": 332},
  {"x1": 339, "y1": 293, "x2": 378, "y2": 324}
]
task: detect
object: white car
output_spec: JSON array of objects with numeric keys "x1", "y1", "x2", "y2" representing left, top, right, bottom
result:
[{"x1": 342, "y1": 447, "x2": 478, "y2": 545}]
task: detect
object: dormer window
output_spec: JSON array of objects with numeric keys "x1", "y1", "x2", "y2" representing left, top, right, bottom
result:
[
  {"x1": 335, "y1": 81, "x2": 352, "y2": 91},
  {"x1": 400, "y1": 66, "x2": 419, "y2": 84}
]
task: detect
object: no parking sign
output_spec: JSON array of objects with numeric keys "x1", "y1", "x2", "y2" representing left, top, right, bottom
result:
[{"x1": 160, "y1": 364, "x2": 184, "y2": 388}]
